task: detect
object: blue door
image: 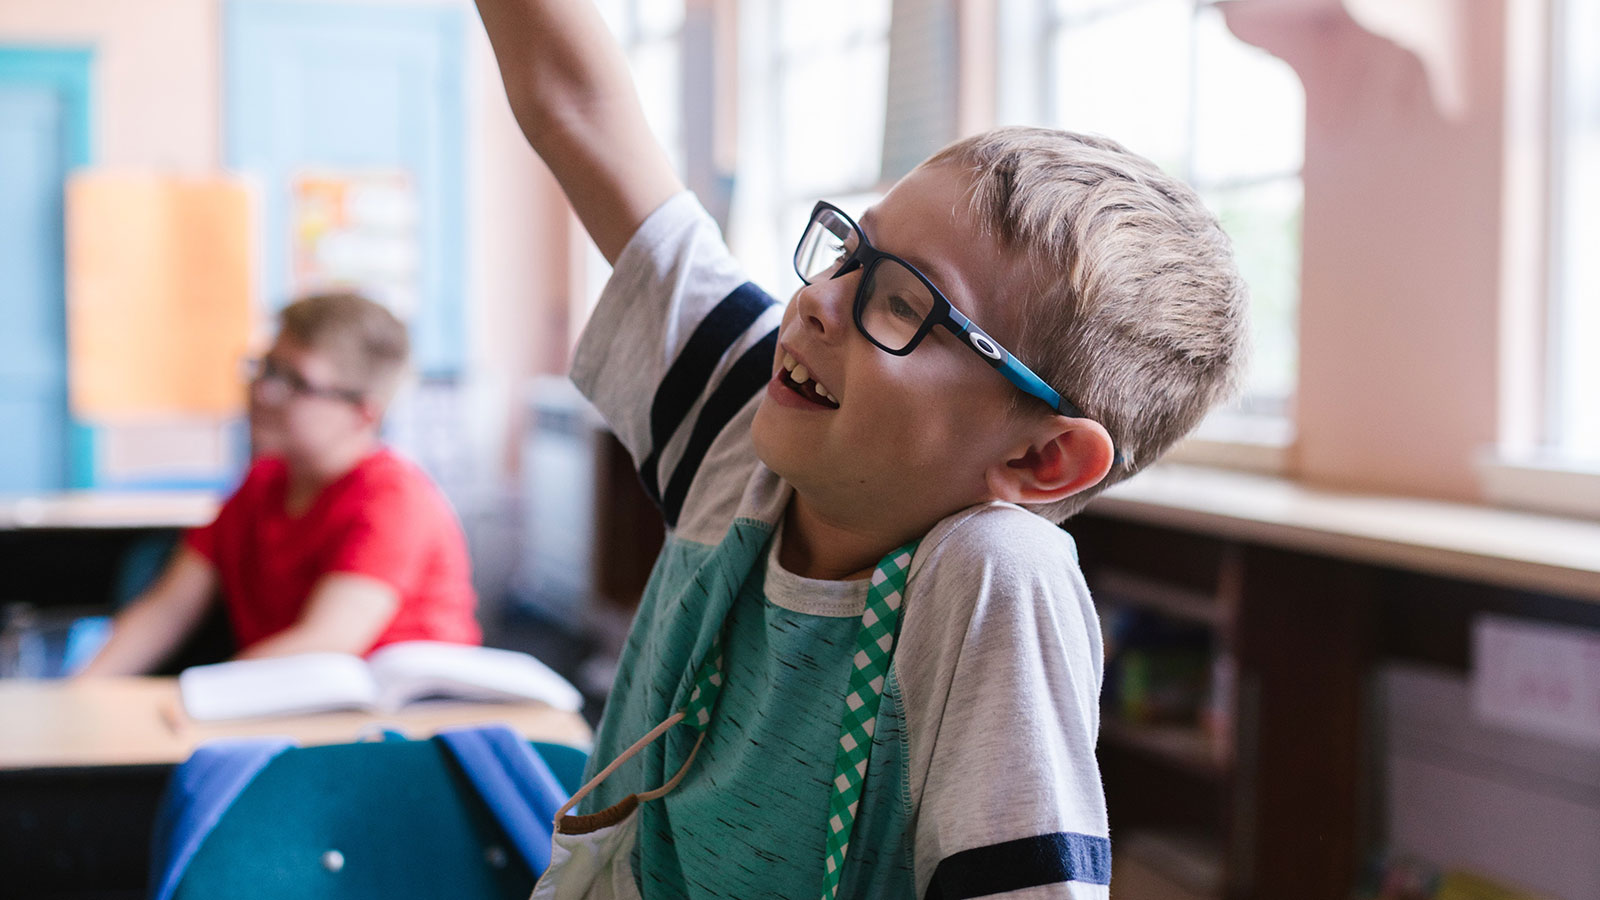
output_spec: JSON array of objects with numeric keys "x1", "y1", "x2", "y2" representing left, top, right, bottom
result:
[
  {"x1": 225, "y1": 0, "x2": 466, "y2": 375},
  {"x1": 0, "y1": 49, "x2": 92, "y2": 493}
]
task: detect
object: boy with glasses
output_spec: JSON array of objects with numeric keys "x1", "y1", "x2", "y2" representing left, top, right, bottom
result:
[
  {"x1": 81, "y1": 293, "x2": 480, "y2": 676},
  {"x1": 476, "y1": 0, "x2": 1247, "y2": 896}
]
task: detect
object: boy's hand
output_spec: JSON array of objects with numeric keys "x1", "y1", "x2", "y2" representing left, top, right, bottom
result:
[{"x1": 475, "y1": 0, "x2": 684, "y2": 263}]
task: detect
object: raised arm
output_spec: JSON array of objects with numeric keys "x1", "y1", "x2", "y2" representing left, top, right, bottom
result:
[{"x1": 475, "y1": 0, "x2": 684, "y2": 263}]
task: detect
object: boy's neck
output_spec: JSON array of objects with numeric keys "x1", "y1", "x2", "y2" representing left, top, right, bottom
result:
[
  {"x1": 283, "y1": 435, "x2": 381, "y2": 516},
  {"x1": 779, "y1": 494, "x2": 920, "y2": 582}
]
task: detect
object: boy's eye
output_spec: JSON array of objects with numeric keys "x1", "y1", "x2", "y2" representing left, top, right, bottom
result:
[{"x1": 887, "y1": 294, "x2": 922, "y2": 322}]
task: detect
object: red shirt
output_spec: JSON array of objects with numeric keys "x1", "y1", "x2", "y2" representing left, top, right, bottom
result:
[{"x1": 187, "y1": 449, "x2": 481, "y2": 654}]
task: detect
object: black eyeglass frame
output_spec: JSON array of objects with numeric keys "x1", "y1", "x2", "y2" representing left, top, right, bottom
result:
[
  {"x1": 793, "y1": 200, "x2": 1088, "y2": 420},
  {"x1": 244, "y1": 357, "x2": 368, "y2": 406}
]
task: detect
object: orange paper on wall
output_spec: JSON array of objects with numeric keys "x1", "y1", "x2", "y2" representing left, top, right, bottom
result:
[{"x1": 67, "y1": 173, "x2": 255, "y2": 419}]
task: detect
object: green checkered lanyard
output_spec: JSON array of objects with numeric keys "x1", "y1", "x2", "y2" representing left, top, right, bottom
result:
[
  {"x1": 566, "y1": 540, "x2": 919, "y2": 894},
  {"x1": 818, "y1": 540, "x2": 916, "y2": 900},
  {"x1": 676, "y1": 541, "x2": 919, "y2": 900}
]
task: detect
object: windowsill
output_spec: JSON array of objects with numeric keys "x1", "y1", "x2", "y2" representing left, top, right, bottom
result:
[
  {"x1": 1087, "y1": 464, "x2": 1600, "y2": 603},
  {"x1": 1478, "y1": 453, "x2": 1600, "y2": 522},
  {"x1": 1161, "y1": 414, "x2": 1293, "y2": 476}
]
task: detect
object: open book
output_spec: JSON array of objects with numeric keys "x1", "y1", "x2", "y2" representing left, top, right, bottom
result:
[{"x1": 178, "y1": 641, "x2": 584, "y2": 722}]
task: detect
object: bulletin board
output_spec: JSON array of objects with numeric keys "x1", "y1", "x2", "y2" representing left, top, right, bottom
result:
[{"x1": 65, "y1": 173, "x2": 255, "y2": 420}]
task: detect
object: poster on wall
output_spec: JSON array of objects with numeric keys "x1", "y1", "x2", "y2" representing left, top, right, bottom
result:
[
  {"x1": 289, "y1": 170, "x2": 420, "y2": 320},
  {"x1": 65, "y1": 173, "x2": 254, "y2": 487}
]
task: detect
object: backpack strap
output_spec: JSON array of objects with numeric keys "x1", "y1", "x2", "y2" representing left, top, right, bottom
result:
[
  {"x1": 149, "y1": 736, "x2": 295, "y2": 900},
  {"x1": 434, "y1": 725, "x2": 571, "y2": 875}
]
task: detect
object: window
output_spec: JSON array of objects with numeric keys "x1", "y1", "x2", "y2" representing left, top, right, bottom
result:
[
  {"x1": 596, "y1": 0, "x2": 686, "y2": 171},
  {"x1": 1551, "y1": 0, "x2": 1600, "y2": 464},
  {"x1": 1028, "y1": 0, "x2": 1304, "y2": 436},
  {"x1": 584, "y1": 0, "x2": 686, "y2": 310},
  {"x1": 729, "y1": 0, "x2": 892, "y2": 294}
]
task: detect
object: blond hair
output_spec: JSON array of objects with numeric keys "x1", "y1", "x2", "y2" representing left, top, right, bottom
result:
[
  {"x1": 924, "y1": 126, "x2": 1249, "y2": 522},
  {"x1": 278, "y1": 291, "x2": 410, "y2": 407}
]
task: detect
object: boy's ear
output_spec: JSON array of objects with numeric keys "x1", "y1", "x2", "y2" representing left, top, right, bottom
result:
[{"x1": 984, "y1": 415, "x2": 1115, "y2": 506}]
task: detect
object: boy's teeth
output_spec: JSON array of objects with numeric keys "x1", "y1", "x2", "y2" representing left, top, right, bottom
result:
[{"x1": 780, "y1": 352, "x2": 836, "y2": 403}]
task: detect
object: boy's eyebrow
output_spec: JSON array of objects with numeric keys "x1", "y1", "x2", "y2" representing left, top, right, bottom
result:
[{"x1": 857, "y1": 208, "x2": 964, "y2": 303}]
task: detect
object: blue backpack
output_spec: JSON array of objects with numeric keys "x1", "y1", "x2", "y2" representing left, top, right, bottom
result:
[{"x1": 149, "y1": 726, "x2": 586, "y2": 900}]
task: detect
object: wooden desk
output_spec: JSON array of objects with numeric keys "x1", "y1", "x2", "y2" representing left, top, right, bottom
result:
[
  {"x1": 0, "y1": 491, "x2": 217, "y2": 531},
  {"x1": 0, "y1": 677, "x2": 592, "y2": 769},
  {"x1": 0, "y1": 491, "x2": 221, "y2": 620},
  {"x1": 0, "y1": 678, "x2": 592, "y2": 899}
]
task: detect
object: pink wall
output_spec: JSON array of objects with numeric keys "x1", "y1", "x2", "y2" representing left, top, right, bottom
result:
[
  {"x1": 1225, "y1": 0, "x2": 1531, "y2": 501},
  {"x1": 0, "y1": 0, "x2": 220, "y2": 168},
  {"x1": 466, "y1": 21, "x2": 584, "y2": 473},
  {"x1": 0, "y1": 0, "x2": 569, "y2": 480}
]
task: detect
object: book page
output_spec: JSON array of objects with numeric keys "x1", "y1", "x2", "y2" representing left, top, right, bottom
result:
[
  {"x1": 365, "y1": 642, "x2": 583, "y2": 713},
  {"x1": 179, "y1": 653, "x2": 380, "y2": 721}
]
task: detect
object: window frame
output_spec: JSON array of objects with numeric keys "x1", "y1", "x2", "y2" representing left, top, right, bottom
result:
[
  {"x1": 1030, "y1": 0, "x2": 1306, "y2": 473},
  {"x1": 1478, "y1": 0, "x2": 1600, "y2": 520}
]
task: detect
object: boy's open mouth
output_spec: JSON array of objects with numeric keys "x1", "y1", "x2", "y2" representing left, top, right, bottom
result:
[{"x1": 780, "y1": 353, "x2": 840, "y2": 409}]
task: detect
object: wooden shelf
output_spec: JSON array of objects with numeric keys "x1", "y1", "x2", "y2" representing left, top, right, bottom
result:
[
  {"x1": 1115, "y1": 829, "x2": 1226, "y2": 900},
  {"x1": 1101, "y1": 718, "x2": 1230, "y2": 779},
  {"x1": 1095, "y1": 567, "x2": 1224, "y2": 627}
]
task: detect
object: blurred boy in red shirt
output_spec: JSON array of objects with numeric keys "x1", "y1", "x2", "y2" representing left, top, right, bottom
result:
[{"x1": 82, "y1": 292, "x2": 479, "y2": 675}]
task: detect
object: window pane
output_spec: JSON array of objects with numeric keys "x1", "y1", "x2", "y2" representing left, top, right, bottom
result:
[
  {"x1": 1192, "y1": 6, "x2": 1304, "y2": 183},
  {"x1": 1203, "y1": 178, "x2": 1302, "y2": 412},
  {"x1": 1055, "y1": 0, "x2": 1146, "y2": 20},
  {"x1": 594, "y1": 0, "x2": 629, "y2": 40},
  {"x1": 779, "y1": 0, "x2": 890, "y2": 55},
  {"x1": 1046, "y1": 1, "x2": 1304, "y2": 425},
  {"x1": 631, "y1": 39, "x2": 682, "y2": 170},
  {"x1": 778, "y1": 45, "x2": 890, "y2": 197},
  {"x1": 637, "y1": 0, "x2": 685, "y2": 40},
  {"x1": 1555, "y1": 0, "x2": 1600, "y2": 459},
  {"x1": 1050, "y1": 0, "x2": 1192, "y2": 171}
]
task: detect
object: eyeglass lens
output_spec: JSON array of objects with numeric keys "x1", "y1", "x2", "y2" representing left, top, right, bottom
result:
[{"x1": 795, "y1": 208, "x2": 938, "y2": 353}]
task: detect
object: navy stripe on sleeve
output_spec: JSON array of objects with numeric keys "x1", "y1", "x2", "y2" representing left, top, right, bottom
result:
[
  {"x1": 924, "y1": 832, "x2": 1112, "y2": 900},
  {"x1": 638, "y1": 283, "x2": 774, "y2": 508},
  {"x1": 660, "y1": 327, "x2": 779, "y2": 528}
]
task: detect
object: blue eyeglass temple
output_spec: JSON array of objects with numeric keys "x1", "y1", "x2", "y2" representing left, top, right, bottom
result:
[{"x1": 942, "y1": 305, "x2": 1078, "y2": 418}]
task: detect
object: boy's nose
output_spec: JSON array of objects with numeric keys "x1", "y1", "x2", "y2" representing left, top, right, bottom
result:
[
  {"x1": 795, "y1": 270, "x2": 856, "y2": 341},
  {"x1": 250, "y1": 378, "x2": 290, "y2": 407}
]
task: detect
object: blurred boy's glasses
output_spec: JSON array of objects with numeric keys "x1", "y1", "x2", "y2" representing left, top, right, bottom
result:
[
  {"x1": 243, "y1": 358, "x2": 366, "y2": 405},
  {"x1": 793, "y1": 201, "x2": 1085, "y2": 418}
]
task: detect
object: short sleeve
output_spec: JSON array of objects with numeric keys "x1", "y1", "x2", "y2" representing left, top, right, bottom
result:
[
  {"x1": 322, "y1": 486, "x2": 429, "y2": 593},
  {"x1": 185, "y1": 516, "x2": 218, "y2": 563},
  {"x1": 185, "y1": 460, "x2": 273, "y2": 563},
  {"x1": 569, "y1": 191, "x2": 786, "y2": 538},
  {"x1": 896, "y1": 504, "x2": 1111, "y2": 899}
]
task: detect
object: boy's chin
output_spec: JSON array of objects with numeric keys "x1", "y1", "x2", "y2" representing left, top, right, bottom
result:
[
  {"x1": 749, "y1": 415, "x2": 794, "y2": 479},
  {"x1": 750, "y1": 411, "x2": 831, "y2": 495}
]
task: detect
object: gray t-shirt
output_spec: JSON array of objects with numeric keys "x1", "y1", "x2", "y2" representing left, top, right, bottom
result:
[{"x1": 571, "y1": 191, "x2": 1111, "y2": 899}]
